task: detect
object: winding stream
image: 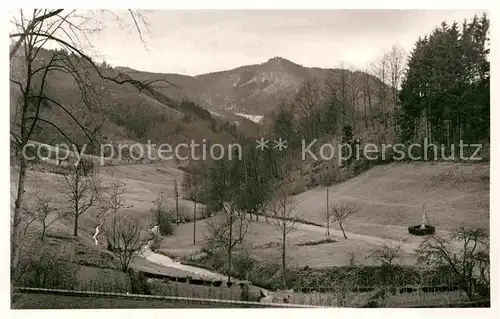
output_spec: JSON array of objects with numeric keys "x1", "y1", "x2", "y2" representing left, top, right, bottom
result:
[{"x1": 139, "y1": 226, "x2": 227, "y2": 281}]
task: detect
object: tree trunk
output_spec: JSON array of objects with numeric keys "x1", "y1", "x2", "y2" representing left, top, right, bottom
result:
[
  {"x1": 227, "y1": 212, "x2": 233, "y2": 283},
  {"x1": 282, "y1": 232, "x2": 286, "y2": 289},
  {"x1": 73, "y1": 214, "x2": 79, "y2": 237},
  {"x1": 326, "y1": 186, "x2": 330, "y2": 236},
  {"x1": 339, "y1": 223, "x2": 348, "y2": 239},
  {"x1": 41, "y1": 222, "x2": 46, "y2": 240},
  {"x1": 11, "y1": 156, "x2": 27, "y2": 277},
  {"x1": 73, "y1": 175, "x2": 80, "y2": 237},
  {"x1": 174, "y1": 178, "x2": 179, "y2": 225},
  {"x1": 193, "y1": 201, "x2": 196, "y2": 245}
]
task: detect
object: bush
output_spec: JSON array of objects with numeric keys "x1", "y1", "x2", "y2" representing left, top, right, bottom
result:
[
  {"x1": 15, "y1": 252, "x2": 79, "y2": 290},
  {"x1": 157, "y1": 211, "x2": 174, "y2": 236},
  {"x1": 232, "y1": 253, "x2": 257, "y2": 280},
  {"x1": 129, "y1": 270, "x2": 151, "y2": 295},
  {"x1": 150, "y1": 237, "x2": 161, "y2": 252},
  {"x1": 289, "y1": 179, "x2": 307, "y2": 195},
  {"x1": 296, "y1": 238, "x2": 337, "y2": 246}
]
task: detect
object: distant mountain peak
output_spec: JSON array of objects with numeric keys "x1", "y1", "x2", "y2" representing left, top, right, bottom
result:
[{"x1": 265, "y1": 56, "x2": 296, "y2": 66}]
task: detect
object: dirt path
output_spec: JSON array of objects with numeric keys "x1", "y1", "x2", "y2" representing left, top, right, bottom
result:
[{"x1": 246, "y1": 214, "x2": 421, "y2": 254}]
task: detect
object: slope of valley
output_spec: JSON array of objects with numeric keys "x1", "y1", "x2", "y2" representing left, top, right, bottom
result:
[
  {"x1": 119, "y1": 56, "x2": 387, "y2": 121},
  {"x1": 10, "y1": 46, "x2": 489, "y2": 298}
]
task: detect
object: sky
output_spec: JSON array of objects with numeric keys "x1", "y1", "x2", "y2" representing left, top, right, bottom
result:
[{"x1": 12, "y1": 9, "x2": 487, "y2": 76}]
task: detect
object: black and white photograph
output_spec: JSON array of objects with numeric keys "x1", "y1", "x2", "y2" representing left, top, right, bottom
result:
[{"x1": 6, "y1": 3, "x2": 495, "y2": 313}]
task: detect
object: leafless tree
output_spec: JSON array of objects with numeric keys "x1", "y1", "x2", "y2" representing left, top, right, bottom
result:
[
  {"x1": 202, "y1": 156, "x2": 247, "y2": 283},
  {"x1": 293, "y1": 78, "x2": 322, "y2": 119},
  {"x1": 292, "y1": 79, "x2": 322, "y2": 142},
  {"x1": 369, "y1": 46, "x2": 406, "y2": 131},
  {"x1": 321, "y1": 209, "x2": 333, "y2": 237},
  {"x1": 271, "y1": 181, "x2": 300, "y2": 289},
  {"x1": 361, "y1": 69, "x2": 374, "y2": 128},
  {"x1": 370, "y1": 241, "x2": 403, "y2": 267},
  {"x1": 9, "y1": 9, "x2": 168, "y2": 275},
  {"x1": 346, "y1": 70, "x2": 363, "y2": 127},
  {"x1": 24, "y1": 193, "x2": 63, "y2": 240},
  {"x1": 205, "y1": 204, "x2": 248, "y2": 283},
  {"x1": 150, "y1": 193, "x2": 173, "y2": 236},
  {"x1": 370, "y1": 53, "x2": 390, "y2": 127},
  {"x1": 182, "y1": 171, "x2": 202, "y2": 243},
  {"x1": 99, "y1": 179, "x2": 144, "y2": 273},
  {"x1": 59, "y1": 160, "x2": 101, "y2": 237},
  {"x1": 386, "y1": 45, "x2": 406, "y2": 134},
  {"x1": 331, "y1": 203, "x2": 358, "y2": 239},
  {"x1": 105, "y1": 215, "x2": 146, "y2": 273},
  {"x1": 415, "y1": 227, "x2": 489, "y2": 300}
]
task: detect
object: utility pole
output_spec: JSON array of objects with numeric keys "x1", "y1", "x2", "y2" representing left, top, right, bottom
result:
[
  {"x1": 174, "y1": 178, "x2": 179, "y2": 225},
  {"x1": 326, "y1": 184, "x2": 330, "y2": 236},
  {"x1": 193, "y1": 198, "x2": 196, "y2": 245}
]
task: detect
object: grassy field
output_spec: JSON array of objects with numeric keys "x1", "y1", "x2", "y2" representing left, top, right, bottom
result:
[
  {"x1": 11, "y1": 160, "x2": 210, "y2": 280},
  {"x1": 158, "y1": 217, "x2": 408, "y2": 267},
  {"x1": 11, "y1": 293, "x2": 237, "y2": 309},
  {"x1": 12, "y1": 160, "x2": 489, "y2": 276},
  {"x1": 157, "y1": 162, "x2": 488, "y2": 267},
  {"x1": 293, "y1": 162, "x2": 489, "y2": 235}
]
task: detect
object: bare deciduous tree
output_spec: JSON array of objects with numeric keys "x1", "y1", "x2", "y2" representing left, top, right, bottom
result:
[
  {"x1": 59, "y1": 160, "x2": 101, "y2": 237},
  {"x1": 292, "y1": 79, "x2": 322, "y2": 143},
  {"x1": 100, "y1": 179, "x2": 144, "y2": 273},
  {"x1": 24, "y1": 193, "x2": 63, "y2": 240},
  {"x1": 370, "y1": 241, "x2": 403, "y2": 267},
  {"x1": 415, "y1": 227, "x2": 490, "y2": 300},
  {"x1": 150, "y1": 193, "x2": 173, "y2": 236},
  {"x1": 182, "y1": 171, "x2": 201, "y2": 243},
  {"x1": 331, "y1": 203, "x2": 358, "y2": 239},
  {"x1": 271, "y1": 181, "x2": 300, "y2": 289},
  {"x1": 205, "y1": 204, "x2": 248, "y2": 283},
  {"x1": 9, "y1": 9, "x2": 165, "y2": 277},
  {"x1": 370, "y1": 53, "x2": 390, "y2": 127},
  {"x1": 105, "y1": 215, "x2": 146, "y2": 273},
  {"x1": 293, "y1": 78, "x2": 322, "y2": 119},
  {"x1": 202, "y1": 156, "x2": 247, "y2": 283}
]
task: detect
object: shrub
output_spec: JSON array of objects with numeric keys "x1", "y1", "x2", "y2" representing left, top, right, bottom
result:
[
  {"x1": 15, "y1": 251, "x2": 79, "y2": 290},
  {"x1": 232, "y1": 253, "x2": 257, "y2": 280},
  {"x1": 157, "y1": 210, "x2": 174, "y2": 236},
  {"x1": 128, "y1": 270, "x2": 151, "y2": 295},
  {"x1": 296, "y1": 238, "x2": 337, "y2": 246},
  {"x1": 289, "y1": 179, "x2": 306, "y2": 196},
  {"x1": 150, "y1": 237, "x2": 161, "y2": 252}
]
